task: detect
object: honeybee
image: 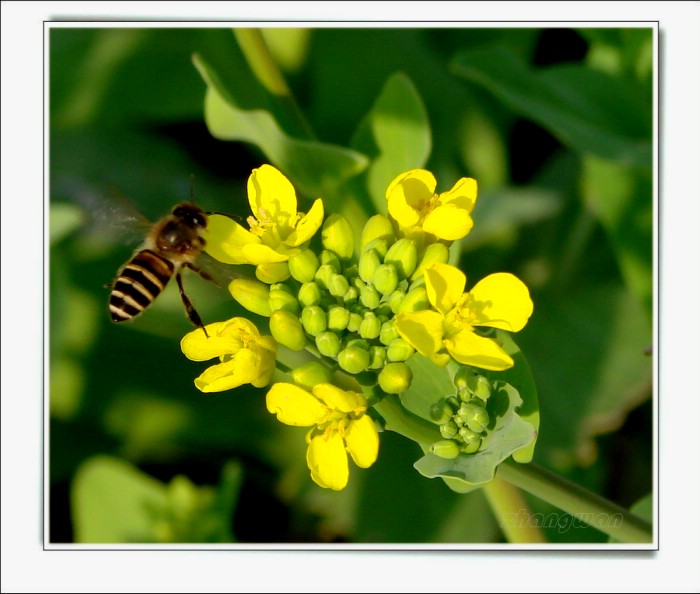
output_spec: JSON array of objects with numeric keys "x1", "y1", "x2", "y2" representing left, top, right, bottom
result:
[{"x1": 108, "y1": 201, "x2": 213, "y2": 336}]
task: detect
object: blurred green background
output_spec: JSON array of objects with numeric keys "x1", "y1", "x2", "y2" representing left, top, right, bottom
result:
[{"x1": 49, "y1": 26, "x2": 653, "y2": 544}]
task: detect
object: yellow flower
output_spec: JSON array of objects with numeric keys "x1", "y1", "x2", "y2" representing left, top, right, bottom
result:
[
  {"x1": 395, "y1": 263, "x2": 533, "y2": 371},
  {"x1": 181, "y1": 317, "x2": 277, "y2": 392},
  {"x1": 204, "y1": 165, "x2": 325, "y2": 282},
  {"x1": 386, "y1": 169, "x2": 477, "y2": 242},
  {"x1": 266, "y1": 383, "x2": 379, "y2": 490}
]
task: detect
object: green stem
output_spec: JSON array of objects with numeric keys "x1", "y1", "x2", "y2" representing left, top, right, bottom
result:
[
  {"x1": 482, "y1": 476, "x2": 547, "y2": 543},
  {"x1": 497, "y1": 458, "x2": 653, "y2": 543},
  {"x1": 373, "y1": 395, "x2": 652, "y2": 543},
  {"x1": 233, "y1": 28, "x2": 315, "y2": 139}
]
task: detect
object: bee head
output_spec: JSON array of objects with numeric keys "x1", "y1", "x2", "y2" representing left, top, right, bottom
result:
[{"x1": 172, "y1": 202, "x2": 207, "y2": 229}]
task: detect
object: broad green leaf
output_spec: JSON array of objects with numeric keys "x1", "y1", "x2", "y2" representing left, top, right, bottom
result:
[
  {"x1": 72, "y1": 456, "x2": 168, "y2": 543},
  {"x1": 350, "y1": 72, "x2": 432, "y2": 212},
  {"x1": 193, "y1": 53, "x2": 368, "y2": 200},
  {"x1": 414, "y1": 382, "x2": 537, "y2": 492},
  {"x1": 582, "y1": 155, "x2": 653, "y2": 315},
  {"x1": 400, "y1": 354, "x2": 454, "y2": 422},
  {"x1": 451, "y1": 47, "x2": 651, "y2": 166}
]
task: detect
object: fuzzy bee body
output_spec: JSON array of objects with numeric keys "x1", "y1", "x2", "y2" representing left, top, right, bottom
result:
[{"x1": 109, "y1": 202, "x2": 209, "y2": 332}]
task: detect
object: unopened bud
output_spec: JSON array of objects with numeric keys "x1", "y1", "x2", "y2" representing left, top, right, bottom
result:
[
  {"x1": 229, "y1": 278, "x2": 271, "y2": 317},
  {"x1": 361, "y1": 214, "x2": 395, "y2": 249},
  {"x1": 269, "y1": 310, "x2": 307, "y2": 351},
  {"x1": 255, "y1": 262, "x2": 290, "y2": 284},
  {"x1": 320, "y1": 249, "x2": 341, "y2": 273},
  {"x1": 359, "y1": 249, "x2": 382, "y2": 283},
  {"x1": 384, "y1": 238, "x2": 418, "y2": 279},
  {"x1": 431, "y1": 400, "x2": 453, "y2": 425},
  {"x1": 347, "y1": 312, "x2": 363, "y2": 333},
  {"x1": 291, "y1": 361, "x2": 333, "y2": 390},
  {"x1": 338, "y1": 345, "x2": 370, "y2": 374},
  {"x1": 458, "y1": 403, "x2": 490, "y2": 434},
  {"x1": 301, "y1": 305, "x2": 327, "y2": 337},
  {"x1": 368, "y1": 346, "x2": 387, "y2": 370},
  {"x1": 372, "y1": 263, "x2": 399, "y2": 296},
  {"x1": 322, "y1": 213, "x2": 355, "y2": 260},
  {"x1": 398, "y1": 285, "x2": 430, "y2": 313},
  {"x1": 268, "y1": 287, "x2": 300, "y2": 314},
  {"x1": 439, "y1": 420, "x2": 459, "y2": 438},
  {"x1": 298, "y1": 281, "x2": 322, "y2": 307},
  {"x1": 411, "y1": 242, "x2": 450, "y2": 281},
  {"x1": 314, "y1": 264, "x2": 336, "y2": 290},
  {"x1": 431, "y1": 439, "x2": 460, "y2": 460},
  {"x1": 327, "y1": 306, "x2": 351, "y2": 331},
  {"x1": 386, "y1": 338, "x2": 415, "y2": 362},
  {"x1": 359, "y1": 312, "x2": 381, "y2": 340},
  {"x1": 360, "y1": 284, "x2": 381, "y2": 310},
  {"x1": 378, "y1": 362, "x2": 413, "y2": 394},
  {"x1": 288, "y1": 248, "x2": 320, "y2": 283},
  {"x1": 362, "y1": 237, "x2": 390, "y2": 259},
  {"x1": 467, "y1": 374, "x2": 492, "y2": 401},
  {"x1": 315, "y1": 331, "x2": 342, "y2": 358},
  {"x1": 328, "y1": 273, "x2": 350, "y2": 298}
]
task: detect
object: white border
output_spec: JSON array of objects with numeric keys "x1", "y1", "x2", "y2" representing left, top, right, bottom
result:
[{"x1": 3, "y1": 1, "x2": 699, "y2": 592}]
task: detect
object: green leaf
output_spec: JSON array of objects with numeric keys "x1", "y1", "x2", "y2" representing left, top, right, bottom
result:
[
  {"x1": 582, "y1": 155, "x2": 653, "y2": 315},
  {"x1": 350, "y1": 72, "x2": 432, "y2": 212},
  {"x1": 414, "y1": 381, "x2": 537, "y2": 492},
  {"x1": 400, "y1": 354, "x2": 454, "y2": 422},
  {"x1": 451, "y1": 47, "x2": 651, "y2": 166},
  {"x1": 72, "y1": 456, "x2": 168, "y2": 543},
  {"x1": 193, "y1": 52, "x2": 368, "y2": 201}
]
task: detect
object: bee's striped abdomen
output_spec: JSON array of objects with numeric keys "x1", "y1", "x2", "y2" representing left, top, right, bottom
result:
[{"x1": 109, "y1": 249, "x2": 175, "y2": 323}]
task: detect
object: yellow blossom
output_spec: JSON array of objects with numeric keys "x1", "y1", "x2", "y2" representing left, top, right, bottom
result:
[
  {"x1": 266, "y1": 383, "x2": 379, "y2": 490},
  {"x1": 204, "y1": 165, "x2": 324, "y2": 282},
  {"x1": 395, "y1": 263, "x2": 533, "y2": 371},
  {"x1": 386, "y1": 169, "x2": 477, "y2": 242},
  {"x1": 181, "y1": 317, "x2": 277, "y2": 392}
]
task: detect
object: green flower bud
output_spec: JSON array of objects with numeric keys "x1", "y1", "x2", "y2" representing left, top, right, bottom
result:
[
  {"x1": 361, "y1": 214, "x2": 395, "y2": 249},
  {"x1": 228, "y1": 278, "x2": 271, "y2": 317},
  {"x1": 314, "y1": 264, "x2": 337, "y2": 290},
  {"x1": 338, "y1": 345, "x2": 370, "y2": 374},
  {"x1": 368, "y1": 345, "x2": 387, "y2": 370},
  {"x1": 431, "y1": 439, "x2": 461, "y2": 459},
  {"x1": 378, "y1": 362, "x2": 413, "y2": 394},
  {"x1": 458, "y1": 387, "x2": 472, "y2": 402},
  {"x1": 322, "y1": 213, "x2": 355, "y2": 260},
  {"x1": 379, "y1": 320, "x2": 400, "y2": 346},
  {"x1": 398, "y1": 285, "x2": 430, "y2": 313},
  {"x1": 362, "y1": 237, "x2": 390, "y2": 259},
  {"x1": 360, "y1": 284, "x2": 381, "y2": 310},
  {"x1": 347, "y1": 312, "x2": 363, "y2": 333},
  {"x1": 459, "y1": 427, "x2": 482, "y2": 454},
  {"x1": 411, "y1": 242, "x2": 450, "y2": 281},
  {"x1": 269, "y1": 310, "x2": 307, "y2": 351},
  {"x1": 388, "y1": 288, "x2": 407, "y2": 314},
  {"x1": 439, "y1": 420, "x2": 459, "y2": 438},
  {"x1": 431, "y1": 399, "x2": 453, "y2": 424},
  {"x1": 386, "y1": 337, "x2": 415, "y2": 362},
  {"x1": 359, "y1": 312, "x2": 381, "y2": 340},
  {"x1": 467, "y1": 374, "x2": 492, "y2": 401},
  {"x1": 298, "y1": 281, "x2": 322, "y2": 307},
  {"x1": 320, "y1": 249, "x2": 342, "y2": 273},
  {"x1": 342, "y1": 285, "x2": 359, "y2": 305},
  {"x1": 268, "y1": 287, "x2": 301, "y2": 314},
  {"x1": 345, "y1": 337, "x2": 369, "y2": 350},
  {"x1": 301, "y1": 305, "x2": 327, "y2": 337},
  {"x1": 445, "y1": 396, "x2": 461, "y2": 412},
  {"x1": 359, "y1": 249, "x2": 382, "y2": 284},
  {"x1": 315, "y1": 331, "x2": 342, "y2": 358},
  {"x1": 372, "y1": 263, "x2": 399, "y2": 296},
  {"x1": 384, "y1": 238, "x2": 418, "y2": 280},
  {"x1": 288, "y1": 248, "x2": 320, "y2": 283},
  {"x1": 255, "y1": 262, "x2": 290, "y2": 284},
  {"x1": 453, "y1": 366, "x2": 475, "y2": 389},
  {"x1": 327, "y1": 306, "x2": 351, "y2": 331},
  {"x1": 328, "y1": 273, "x2": 350, "y2": 298},
  {"x1": 270, "y1": 282, "x2": 294, "y2": 294},
  {"x1": 291, "y1": 361, "x2": 333, "y2": 390},
  {"x1": 458, "y1": 403, "x2": 490, "y2": 434}
]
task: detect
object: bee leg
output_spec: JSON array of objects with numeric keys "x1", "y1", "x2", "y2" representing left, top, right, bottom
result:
[
  {"x1": 184, "y1": 261, "x2": 220, "y2": 287},
  {"x1": 176, "y1": 271, "x2": 209, "y2": 338}
]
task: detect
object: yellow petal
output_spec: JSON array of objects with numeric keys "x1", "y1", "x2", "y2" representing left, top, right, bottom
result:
[
  {"x1": 445, "y1": 330, "x2": 514, "y2": 371},
  {"x1": 307, "y1": 432, "x2": 349, "y2": 490},
  {"x1": 386, "y1": 169, "x2": 436, "y2": 228},
  {"x1": 204, "y1": 215, "x2": 259, "y2": 265},
  {"x1": 437, "y1": 177, "x2": 477, "y2": 213},
  {"x1": 424, "y1": 263, "x2": 466, "y2": 315},
  {"x1": 193, "y1": 348, "x2": 261, "y2": 392},
  {"x1": 180, "y1": 318, "x2": 259, "y2": 361},
  {"x1": 345, "y1": 415, "x2": 379, "y2": 469},
  {"x1": 422, "y1": 204, "x2": 474, "y2": 241},
  {"x1": 468, "y1": 273, "x2": 533, "y2": 332},
  {"x1": 312, "y1": 384, "x2": 365, "y2": 413},
  {"x1": 266, "y1": 383, "x2": 327, "y2": 426},
  {"x1": 395, "y1": 310, "x2": 445, "y2": 357},
  {"x1": 241, "y1": 242, "x2": 290, "y2": 265},
  {"x1": 285, "y1": 198, "x2": 325, "y2": 247},
  {"x1": 247, "y1": 164, "x2": 297, "y2": 226}
]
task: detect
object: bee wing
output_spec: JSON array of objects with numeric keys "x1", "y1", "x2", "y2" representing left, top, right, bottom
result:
[
  {"x1": 61, "y1": 177, "x2": 153, "y2": 247},
  {"x1": 194, "y1": 250, "x2": 242, "y2": 288}
]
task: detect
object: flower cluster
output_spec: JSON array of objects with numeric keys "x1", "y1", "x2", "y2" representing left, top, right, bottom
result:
[{"x1": 181, "y1": 165, "x2": 533, "y2": 490}]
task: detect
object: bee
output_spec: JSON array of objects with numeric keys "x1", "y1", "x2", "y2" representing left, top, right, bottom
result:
[{"x1": 108, "y1": 201, "x2": 213, "y2": 336}]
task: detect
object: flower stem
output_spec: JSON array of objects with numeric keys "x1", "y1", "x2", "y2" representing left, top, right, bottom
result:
[
  {"x1": 233, "y1": 28, "x2": 315, "y2": 139},
  {"x1": 497, "y1": 458, "x2": 653, "y2": 543},
  {"x1": 482, "y1": 476, "x2": 547, "y2": 543}
]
